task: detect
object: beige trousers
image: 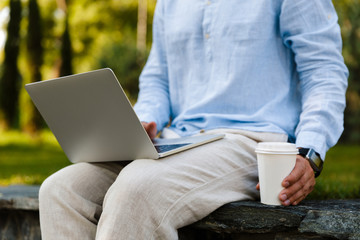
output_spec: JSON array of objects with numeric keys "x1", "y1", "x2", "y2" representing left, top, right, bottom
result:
[{"x1": 39, "y1": 129, "x2": 287, "y2": 240}]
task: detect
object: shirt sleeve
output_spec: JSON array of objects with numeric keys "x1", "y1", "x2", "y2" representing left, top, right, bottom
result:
[
  {"x1": 133, "y1": 0, "x2": 171, "y2": 132},
  {"x1": 280, "y1": 0, "x2": 348, "y2": 159}
]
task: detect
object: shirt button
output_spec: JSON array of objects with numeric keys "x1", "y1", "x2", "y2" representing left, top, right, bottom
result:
[
  {"x1": 200, "y1": 129, "x2": 205, "y2": 133},
  {"x1": 207, "y1": 1, "x2": 211, "y2": 5},
  {"x1": 205, "y1": 33, "x2": 210, "y2": 39}
]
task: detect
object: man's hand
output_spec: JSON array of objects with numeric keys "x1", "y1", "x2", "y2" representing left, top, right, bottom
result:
[
  {"x1": 279, "y1": 155, "x2": 316, "y2": 206},
  {"x1": 142, "y1": 121, "x2": 157, "y2": 140},
  {"x1": 256, "y1": 155, "x2": 316, "y2": 206}
]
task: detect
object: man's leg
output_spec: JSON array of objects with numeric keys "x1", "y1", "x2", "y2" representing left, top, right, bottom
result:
[
  {"x1": 96, "y1": 129, "x2": 287, "y2": 239},
  {"x1": 39, "y1": 162, "x2": 125, "y2": 239}
]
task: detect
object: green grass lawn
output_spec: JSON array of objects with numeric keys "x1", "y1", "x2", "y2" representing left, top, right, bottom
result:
[
  {"x1": 0, "y1": 131, "x2": 70, "y2": 185},
  {"x1": 0, "y1": 131, "x2": 359, "y2": 199},
  {"x1": 308, "y1": 144, "x2": 360, "y2": 200}
]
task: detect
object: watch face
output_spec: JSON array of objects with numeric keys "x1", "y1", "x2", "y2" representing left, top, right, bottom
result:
[
  {"x1": 308, "y1": 149, "x2": 322, "y2": 168},
  {"x1": 299, "y1": 148, "x2": 323, "y2": 178}
]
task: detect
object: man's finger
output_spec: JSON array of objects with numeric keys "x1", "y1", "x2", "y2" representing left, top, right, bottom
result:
[
  {"x1": 279, "y1": 156, "x2": 315, "y2": 206},
  {"x1": 289, "y1": 172, "x2": 315, "y2": 205},
  {"x1": 142, "y1": 121, "x2": 157, "y2": 139}
]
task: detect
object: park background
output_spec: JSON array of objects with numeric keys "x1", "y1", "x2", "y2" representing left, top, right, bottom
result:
[{"x1": 0, "y1": 0, "x2": 359, "y2": 200}]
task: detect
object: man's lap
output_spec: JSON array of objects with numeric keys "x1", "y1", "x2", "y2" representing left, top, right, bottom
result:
[
  {"x1": 42, "y1": 129, "x2": 287, "y2": 200},
  {"x1": 39, "y1": 129, "x2": 287, "y2": 238}
]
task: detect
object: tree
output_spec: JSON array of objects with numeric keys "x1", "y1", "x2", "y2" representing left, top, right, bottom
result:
[
  {"x1": 24, "y1": 0, "x2": 44, "y2": 132},
  {"x1": 137, "y1": 0, "x2": 147, "y2": 53},
  {"x1": 59, "y1": 0, "x2": 73, "y2": 76},
  {"x1": 0, "y1": 0, "x2": 22, "y2": 129}
]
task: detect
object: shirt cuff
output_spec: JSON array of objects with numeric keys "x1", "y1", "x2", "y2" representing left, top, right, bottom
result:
[{"x1": 295, "y1": 130, "x2": 327, "y2": 160}]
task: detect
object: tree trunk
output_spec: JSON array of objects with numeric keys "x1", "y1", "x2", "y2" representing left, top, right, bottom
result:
[
  {"x1": 57, "y1": 0, "x2": 73, "y2": 77},
  {"x1": 24, "y1": 0, "x2": 44, "y2": 132},
  {"x1": 137, "y1": 0, "x2": 147, "y2": 53},
  {"x1": 0, "y1": 0, "x2": 22, "y2": 129}
]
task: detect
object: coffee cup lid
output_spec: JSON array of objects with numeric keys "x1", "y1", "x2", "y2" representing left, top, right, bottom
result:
[
  {"x1": 255, "y1": 150, "x2": 299, "y2": 155},
  {"x1": 255, "y1": 142, "x2": 298, "y2": 154}
]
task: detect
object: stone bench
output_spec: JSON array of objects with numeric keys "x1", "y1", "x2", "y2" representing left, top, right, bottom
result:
[
  {"x1": 0, "y1": 185, "x2": 41, "y2": 240},
  {"x1": 1, "y1": 185, "x2": 359, "y2": 240},
  {"x1": 179, "y1": 199, "x2": 360, "y2": 240}
]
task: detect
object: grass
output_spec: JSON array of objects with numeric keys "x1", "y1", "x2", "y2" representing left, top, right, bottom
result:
[
  {"x1": 307, "y1": 144, "x2": 360, "y2": 200},
  {"x1": 0, "y1": 131, "x2": 359, "y2": 199},
  {"x1": 0, "y1": 131, "x2": 70, "y2": 185}
]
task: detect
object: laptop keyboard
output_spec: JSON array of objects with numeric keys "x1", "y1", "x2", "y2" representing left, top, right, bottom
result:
[{"x1": 155, "y1": 143, "x2": 191, "y2": 153}]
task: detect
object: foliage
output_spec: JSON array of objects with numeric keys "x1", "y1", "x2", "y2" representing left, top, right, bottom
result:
[
  {"x1": 95, "y1": 42, "x2": 147, "y2": 100},
  {"x1": 67, "y1": 0, "x2": 155, "y2": 73},
  {"x1": 333, "y1": 1, "x2": 360, "y2": 143}
]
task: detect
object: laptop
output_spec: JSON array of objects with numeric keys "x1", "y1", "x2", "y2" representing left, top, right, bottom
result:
[{"x1": 25, "y1": 68, "x2": 224, "y2": 163}]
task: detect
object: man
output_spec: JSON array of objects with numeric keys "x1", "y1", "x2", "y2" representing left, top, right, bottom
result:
[{"x1": 39, "y1": 0, "x2": 348, "y2": 239}]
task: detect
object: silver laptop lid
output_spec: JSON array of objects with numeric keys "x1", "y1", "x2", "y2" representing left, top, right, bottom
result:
[{"x1": 25, "y1": 68, "x2": 159, "y2": 162}]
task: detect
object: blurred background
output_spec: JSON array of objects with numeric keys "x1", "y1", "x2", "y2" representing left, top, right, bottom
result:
[
  {"x1": 0, "y1": 0, "x2": 155, "y2": 132},
  {"x1": 0, "y1": 0, "x2": 359, "y2": 199}
]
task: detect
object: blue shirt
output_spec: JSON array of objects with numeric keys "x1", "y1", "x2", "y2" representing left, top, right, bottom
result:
[{"x1": 134, "y1": 0, "x2": 348, "y2": 159}]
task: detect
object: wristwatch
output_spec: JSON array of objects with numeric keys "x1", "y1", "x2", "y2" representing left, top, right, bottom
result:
[{"x1": 298, "y1": 148, "x2": 323, "y2": 178}]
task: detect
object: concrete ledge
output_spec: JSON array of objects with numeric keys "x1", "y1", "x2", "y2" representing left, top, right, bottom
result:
[{"x1": 1, "y1": 185, "x2": 359, "y2": 240}]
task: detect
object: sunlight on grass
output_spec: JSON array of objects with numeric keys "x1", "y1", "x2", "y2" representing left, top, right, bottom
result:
[
  {"x1": 0, "y1": 174, "x2": 44, "y2": 186},
  {"x1": 0, "y1": 130, "x2": 59, "y2": 146},
  {"x1": 0, "y1": 130, "x2": 70, "y2": 186}
]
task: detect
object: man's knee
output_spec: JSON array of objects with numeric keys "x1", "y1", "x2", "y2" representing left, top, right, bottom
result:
[
  {"x1": 105, "y1": 160, "x2": 168, "y2": 203},
  {"x1": 39, "y1": 172, "x2": 63, "y2": 209},
  {"x1": 39, "y1": 166, "x2": 70, "y2": 205},
  {"x1": 39, "y1": 163, "x2": 89, "y2": 205}
]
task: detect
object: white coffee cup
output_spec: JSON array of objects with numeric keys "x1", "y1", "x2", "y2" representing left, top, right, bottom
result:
[{"x1": 255, "y1": 142, "x2": 298, "y2": 205}]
